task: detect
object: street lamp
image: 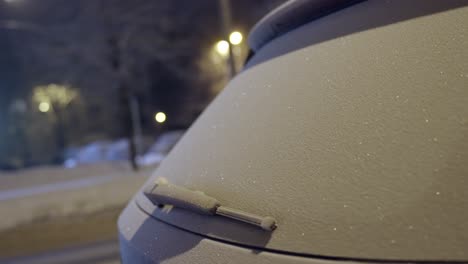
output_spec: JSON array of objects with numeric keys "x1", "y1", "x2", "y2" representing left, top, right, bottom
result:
[
  {"x1": 215, "y1": 40, "x2": 230, "y2": 56},
  {"x1": 213, "y1": 31, "x2": 244, "y2": 78},
  {"x1": 154, "y1": 112, "x2": 166, "y2": 124},
  {"x1": 33, "y1": 84, "x2": 77, "y2": 108},
  {"x1": 38, "y1": 101, "x2": 50, "y2": 113},
  {"x1": 215, "y1": 31, "x2": 243, "y2": 56},
  {"x1": 229, "y1": 31, "x2": 243, "y2": 45}
]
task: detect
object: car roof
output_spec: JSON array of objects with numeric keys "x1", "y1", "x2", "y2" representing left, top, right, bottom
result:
[{"x1": 248, "y1": 0, "x2": 364, "y2": 51}]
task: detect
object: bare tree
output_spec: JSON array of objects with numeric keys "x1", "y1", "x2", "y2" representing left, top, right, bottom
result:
[{"x1": 0, "y1": 0, "x2": 286, "y2": 168}]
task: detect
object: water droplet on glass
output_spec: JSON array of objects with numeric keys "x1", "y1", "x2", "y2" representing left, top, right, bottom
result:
[
  {"x1": 333, "y1": 227, "x2": 337, "y2": 231},
  {"x1": 433, "y1": 137, "x2": 438, "y2": 142},
  {"x1": 436, "y1": 191, "x2": 440, "y2": 195}
]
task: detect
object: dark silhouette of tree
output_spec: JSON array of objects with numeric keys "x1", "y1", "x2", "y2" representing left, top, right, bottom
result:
[{"x1": 0, "y1": 0, "x2": 286, "y2": 169}]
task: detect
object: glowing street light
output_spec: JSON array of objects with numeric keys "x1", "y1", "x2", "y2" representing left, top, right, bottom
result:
[
  {"x1": 229, "y1": 31, "x2": 243, "y2": 45},
  {"x1": 213, "y1": 31, "x2": 244, "y2": 77},
  {"x1": 38, "y1": 101, "x2": 50, "y2": 113},
  {"x1": 154, "y1": 112, "x2": 166, "y2": 124},
  {"x1": 215, "y1": 40, "x2": 229, "y2": 56},
  {"x1": 33, "y1": 84, "x2": 78, "y2": 108}
]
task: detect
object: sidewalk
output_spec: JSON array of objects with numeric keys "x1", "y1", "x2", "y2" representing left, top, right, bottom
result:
[
  {"x1": 0, "y1": 163, "x2": 153, "y2": 259},
  {"x1": 0, "y1": 163, "x2": 152, "y2": 232}
]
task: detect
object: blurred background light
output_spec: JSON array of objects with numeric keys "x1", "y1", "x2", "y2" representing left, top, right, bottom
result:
[
  {"x1": 38, "y1": 101, "x2": 50, "y2": 113},
  {"x1": 229, "y1": 31, "x2": 243, "y2": 45},
  {"x1": 215, "y1": 40, "x2": 230, "y2": 56},
  {"x1": 154, "y1": 112, "x2": 166, "y2": 123}
]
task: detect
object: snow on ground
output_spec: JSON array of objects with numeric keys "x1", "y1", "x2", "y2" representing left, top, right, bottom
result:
[{"x1": 0, "y1": 163, "x2": 154, "y2": 232}]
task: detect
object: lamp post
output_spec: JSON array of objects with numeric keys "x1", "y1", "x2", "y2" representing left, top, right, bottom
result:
[
  {"x1": 219, "y1": 0, "x2": 237, "y2": 78},
  {"x1": 214, "y1": 31, "x2": 243, "y2": 79}
]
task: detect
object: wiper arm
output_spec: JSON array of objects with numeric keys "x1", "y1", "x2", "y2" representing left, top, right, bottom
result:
[{"x1": 143, "y1": 178, "x2": 277, "y2": 231}]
